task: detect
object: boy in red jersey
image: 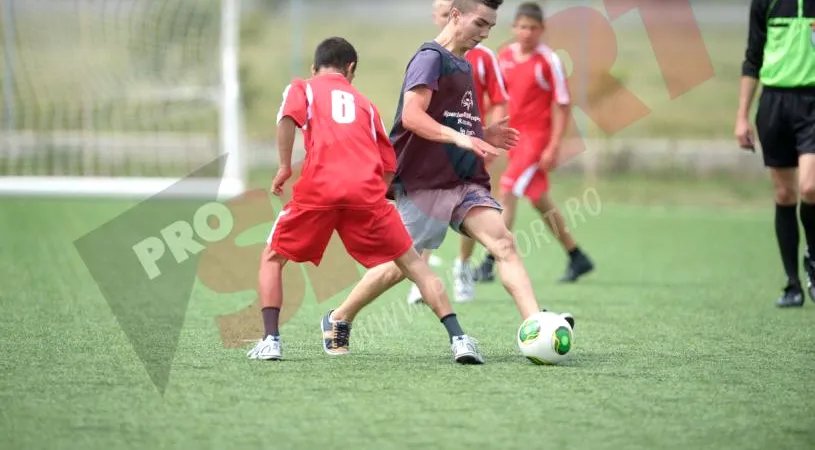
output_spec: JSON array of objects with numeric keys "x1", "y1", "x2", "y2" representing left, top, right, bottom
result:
[
  {"x1": 247, "y1": 37, "x2": 475, "y2": 361},
  {"x1": 405, "y1": 0, "x2": 511, "y2": 306},
  {"x1": 473, "y1": 2, "x2": 594, "y2": 283}
]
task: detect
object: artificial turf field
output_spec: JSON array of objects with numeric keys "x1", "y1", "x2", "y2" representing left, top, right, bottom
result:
[{"x1": 1, "y1": 173, "x2": 813, "y2": 450}]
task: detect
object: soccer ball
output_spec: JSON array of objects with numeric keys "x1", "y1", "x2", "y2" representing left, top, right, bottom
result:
[{"x1": 517, "y1": 311, "x2": 574, "y2": 365}]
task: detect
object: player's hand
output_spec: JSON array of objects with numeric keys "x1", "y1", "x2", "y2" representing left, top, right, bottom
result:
[
  {"x1": 271, "y1": 166, "x2": 292, "y2": 196},
  {"x1": 734, "y1": 117, "x2": 755, "y2": 152},
  {"x1": 539, "y1": 148, "x2": 558, "y2": 172},
  {"x1": 453, "y1": 133, "x2": 502, "y2": 159},
  {"x1": 484, "y1": 116, "x2": 520, "y2": 149}
]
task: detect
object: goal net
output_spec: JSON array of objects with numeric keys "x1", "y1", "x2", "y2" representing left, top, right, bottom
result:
[{"x1": 0, "y1": 0, "x2": 245, "y2": 199}]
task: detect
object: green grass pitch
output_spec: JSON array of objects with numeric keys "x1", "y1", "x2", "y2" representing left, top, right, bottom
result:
[{"x1": 1, "y1": 174, "x2": 813, "y2": 449}]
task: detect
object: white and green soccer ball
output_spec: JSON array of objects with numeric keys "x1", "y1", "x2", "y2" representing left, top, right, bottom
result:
[{"x1": 516, "y1": 311, "x2": 574, "y2": 365}]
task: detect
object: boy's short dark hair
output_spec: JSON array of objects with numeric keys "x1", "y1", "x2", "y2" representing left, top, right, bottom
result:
[
  {"x1": 452, "y1": 0, "x2": 503, "y2": 12},
  {"x1": 515, "y1": 2, "x2": 543, "y2": 23},
  {"x1": 313, "y1": 37, "x2": 358, "y2": 73}
]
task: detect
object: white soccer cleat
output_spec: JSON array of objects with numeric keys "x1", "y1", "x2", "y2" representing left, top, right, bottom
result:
[
  {"x1": 451, "y1": 335, "x2": 484, "y2": 364},
  {"x1": 453, "y1": 259, "x2": 475, "y2": 303},
  {"x1": 246, "y1": 335, "x2": 282, "y2": 360},
  {"x1": 406, "y1": 282, "x2": 423, "y2": 304}
]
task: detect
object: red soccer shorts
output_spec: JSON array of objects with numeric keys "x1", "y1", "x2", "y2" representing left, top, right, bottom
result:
[
  {"x1": 267, "y1": 201, "x2": 413, "y2": 268},
  {"x1": 499, "y1": 132, "x2": 550, "y2": 202}
]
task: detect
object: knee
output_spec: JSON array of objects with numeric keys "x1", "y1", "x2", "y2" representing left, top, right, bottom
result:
[
  {"x1": 774, "y1": 184, "x2": 798, "y2": 205},
  {"x1": 800, "y1": 180, "x2": 815, "y2": 203},
  {"x1": 383, "y1": 262, "x2": 406, "y2": 285},
  {"x1": 491, "y1": 230, "x2": 520, "y2": 262},
  {"x1": 260, "y1": 246, "x2": 286, "y2": 267}
]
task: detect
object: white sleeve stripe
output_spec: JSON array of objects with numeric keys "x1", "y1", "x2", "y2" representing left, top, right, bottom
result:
[
  {"x1": 304, "y1": 83, "x2": 314, "y2": 129},
  {"x1": 275, "y1": 84, "x2": 292, "y2": 125},
  {"x1": 543, "y1": 50, "x2": 570, "y2": 104},
  {"x1": 477, "y1": 58, "x2": 486, "y2": 85},
  {"x1": 275, "y1": 82, "x2": 314, "y2": 128},
  {"x1": 534, "y1": 62, "x2": 548, "y2": 91},
  {"x1": 485, "y1": 47, "x2": 510, "y2": 101}
]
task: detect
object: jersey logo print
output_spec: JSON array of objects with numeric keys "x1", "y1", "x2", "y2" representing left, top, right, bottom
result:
[{"x1": 461, "y1": 90, "x2": 474, "y2": 110}]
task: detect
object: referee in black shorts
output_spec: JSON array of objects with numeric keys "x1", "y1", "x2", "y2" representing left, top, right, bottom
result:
[{"x1": 735, "y1": 0, "x2": 815, "y2": 307}]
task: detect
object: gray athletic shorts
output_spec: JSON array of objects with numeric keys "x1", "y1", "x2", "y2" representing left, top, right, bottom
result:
[{"x1": 394, "y1": 183, "x2": 503, "y2": 251}]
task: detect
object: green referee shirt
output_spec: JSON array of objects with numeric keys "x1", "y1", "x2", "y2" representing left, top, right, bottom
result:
[{"x1": 743, "y1": 0, "x2": 815, "y2": 88}]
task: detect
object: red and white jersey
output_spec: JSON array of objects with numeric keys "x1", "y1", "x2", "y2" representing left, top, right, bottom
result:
[
  {"x1": 498, "y1": 43, "x2": 570, "y2": 134},
  {"x1": 276, "y1": 73, "x2": 396, "y2": 210},
  {"x1": 466, "y1": 44, "x2": 509, "y2": 124}
]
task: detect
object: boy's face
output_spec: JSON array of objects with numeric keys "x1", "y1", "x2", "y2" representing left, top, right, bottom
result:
[
  {"x1": 432, "y1": 1, "x2": 452, "y2": 29},
  {"x1": 451, "y1": 3, "x2": 497, "y2": 50},
  {"x1": 513, "y1": 15, "x2": 544, "y2": 51}
]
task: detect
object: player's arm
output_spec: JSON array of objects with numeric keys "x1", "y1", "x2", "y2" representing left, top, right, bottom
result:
[
  {"x1": 399, "y1": 49, "x2": 492, "y2": 153},
  {"x1": 489, "y1": 102, "x2": 508, "y2": 126},
  {"x1": 738, "y1": 0, "x2": 767, "y2": 122},
  {"x1": 402, "y1": 87, "x2": 470, "y2": 146},
  {"x1": 549, "y1": 102, "x2": 569, "y2": 152},
  {"x1": 271, "y1": 81, "x2": 308, "y2": 194},
  {"x1": 371, "y1": 105, "x2": 396, "y2": 186},
  {"x1": 546, "y1": 53, "x2": 572, "y2": 156},
  {"x1": 403, "y1": 88, "x2": 498, "y2": 157},
  {"x1": 275, "y1": 82, "x2": 308, "y2": 169},
  {"x1": 276, "y1": 116, "x2": 297, "y2": 169}
]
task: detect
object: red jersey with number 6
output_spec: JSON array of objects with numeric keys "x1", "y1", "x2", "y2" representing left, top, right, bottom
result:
[
  {"x1": 276, "y1": 73, "x2": 396, "y2": 210},
  {"x1": 498, "y1": 42, "x2": 570, "y2": 134}
]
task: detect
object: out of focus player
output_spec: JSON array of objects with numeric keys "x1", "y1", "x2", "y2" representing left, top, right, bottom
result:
[
  {"x1": 247, "y1": 37, "x2": 475, "y2": 361},
  {"x1": 472, "y1": 2, "x2": 594, "y2": 283},
  {"x1": 405, "y1": 0, "x2": 511, "y2": 305},
  {"x1": 320, "y1": 0, "x2": 575, "y2": 365}
]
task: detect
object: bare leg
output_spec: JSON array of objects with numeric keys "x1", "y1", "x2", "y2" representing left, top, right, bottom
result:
[
  {"x1": 331, "y1": 261, "x2": 405, "y2": 323},
  {"x1": 462, "y1": 206, "x2": 539, "y2": 319},
  {"x1": 258, "y1": 246, "x2": 288, "y2": 337},
  {"x1": 248, "y1": 246, "x2": 288, "y2": 359},
  {"x1": 472, "y1": 191, "x2": 518, "y2": 282},
  {"x1": 533, "y1": 192, "x2": 577, "y2": 253},
  {"x1": 500, "y1": 190, "x2": 519, "y2": 231},
  {"x1": 395, "y1": 248, "x2": 454, "y2": 319},
  {"x1": 459, "y1": 236, "x2": 476, "y2": 262},
  {"x1": 420, "y1": 249, "x2": 432, "y2": 263},
  {"x1": 406, "y1": 250, "x2": 433, "y2": 304}
]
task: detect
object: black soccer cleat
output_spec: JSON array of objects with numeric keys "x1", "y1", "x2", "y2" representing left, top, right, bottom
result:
[
  {"x1": 804, "y1": 250, "x2": 815, "y2": 303},
  {"x1": 558, "y1": 252, "x2": 594, "y2": 283},
  {"x1": 541, "y1": 309, "x2": 576, "y2": 331},
  {"x1": 775, "y1": 283, "x2": 804, "y2": 308},
  {"x1": 472, "y1": 257, "x2": 495, "y2": 283}
]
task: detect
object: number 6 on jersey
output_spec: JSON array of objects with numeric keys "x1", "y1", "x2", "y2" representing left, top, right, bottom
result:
[{"x1": 331, "y1": 90, "x2": 356, "y2": 124}]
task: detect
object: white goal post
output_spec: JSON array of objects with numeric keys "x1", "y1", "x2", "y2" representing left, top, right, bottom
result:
[{"x1": 0, "y1": 0, "x2": 246, "y2": 199}]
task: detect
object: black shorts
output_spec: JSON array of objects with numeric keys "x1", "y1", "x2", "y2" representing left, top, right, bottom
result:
[{"x1": 756, "y1": 87, "x2": 815, "y2": 168}]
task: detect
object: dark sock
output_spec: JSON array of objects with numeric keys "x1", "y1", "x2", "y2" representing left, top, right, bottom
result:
[
  {"x1": 440, "y1": 314, "x2": 464, "y2": 341},
  {"x1": 775, "y1": 204, "x2": 800, "y2": 286},
  {"x1": 568, "y1": 247, "x2": 582, "y2": 261},
  {"x1": 262, "y1": 307, "x2": 281, "y2": 338},
  {"x1": 800, "y1": 202, "x2": 815, "y2": 254}
]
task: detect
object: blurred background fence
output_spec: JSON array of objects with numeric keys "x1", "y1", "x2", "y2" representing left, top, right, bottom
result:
[{"x1": 0, "y1": 0, "x2": 760, "y2": 189}]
